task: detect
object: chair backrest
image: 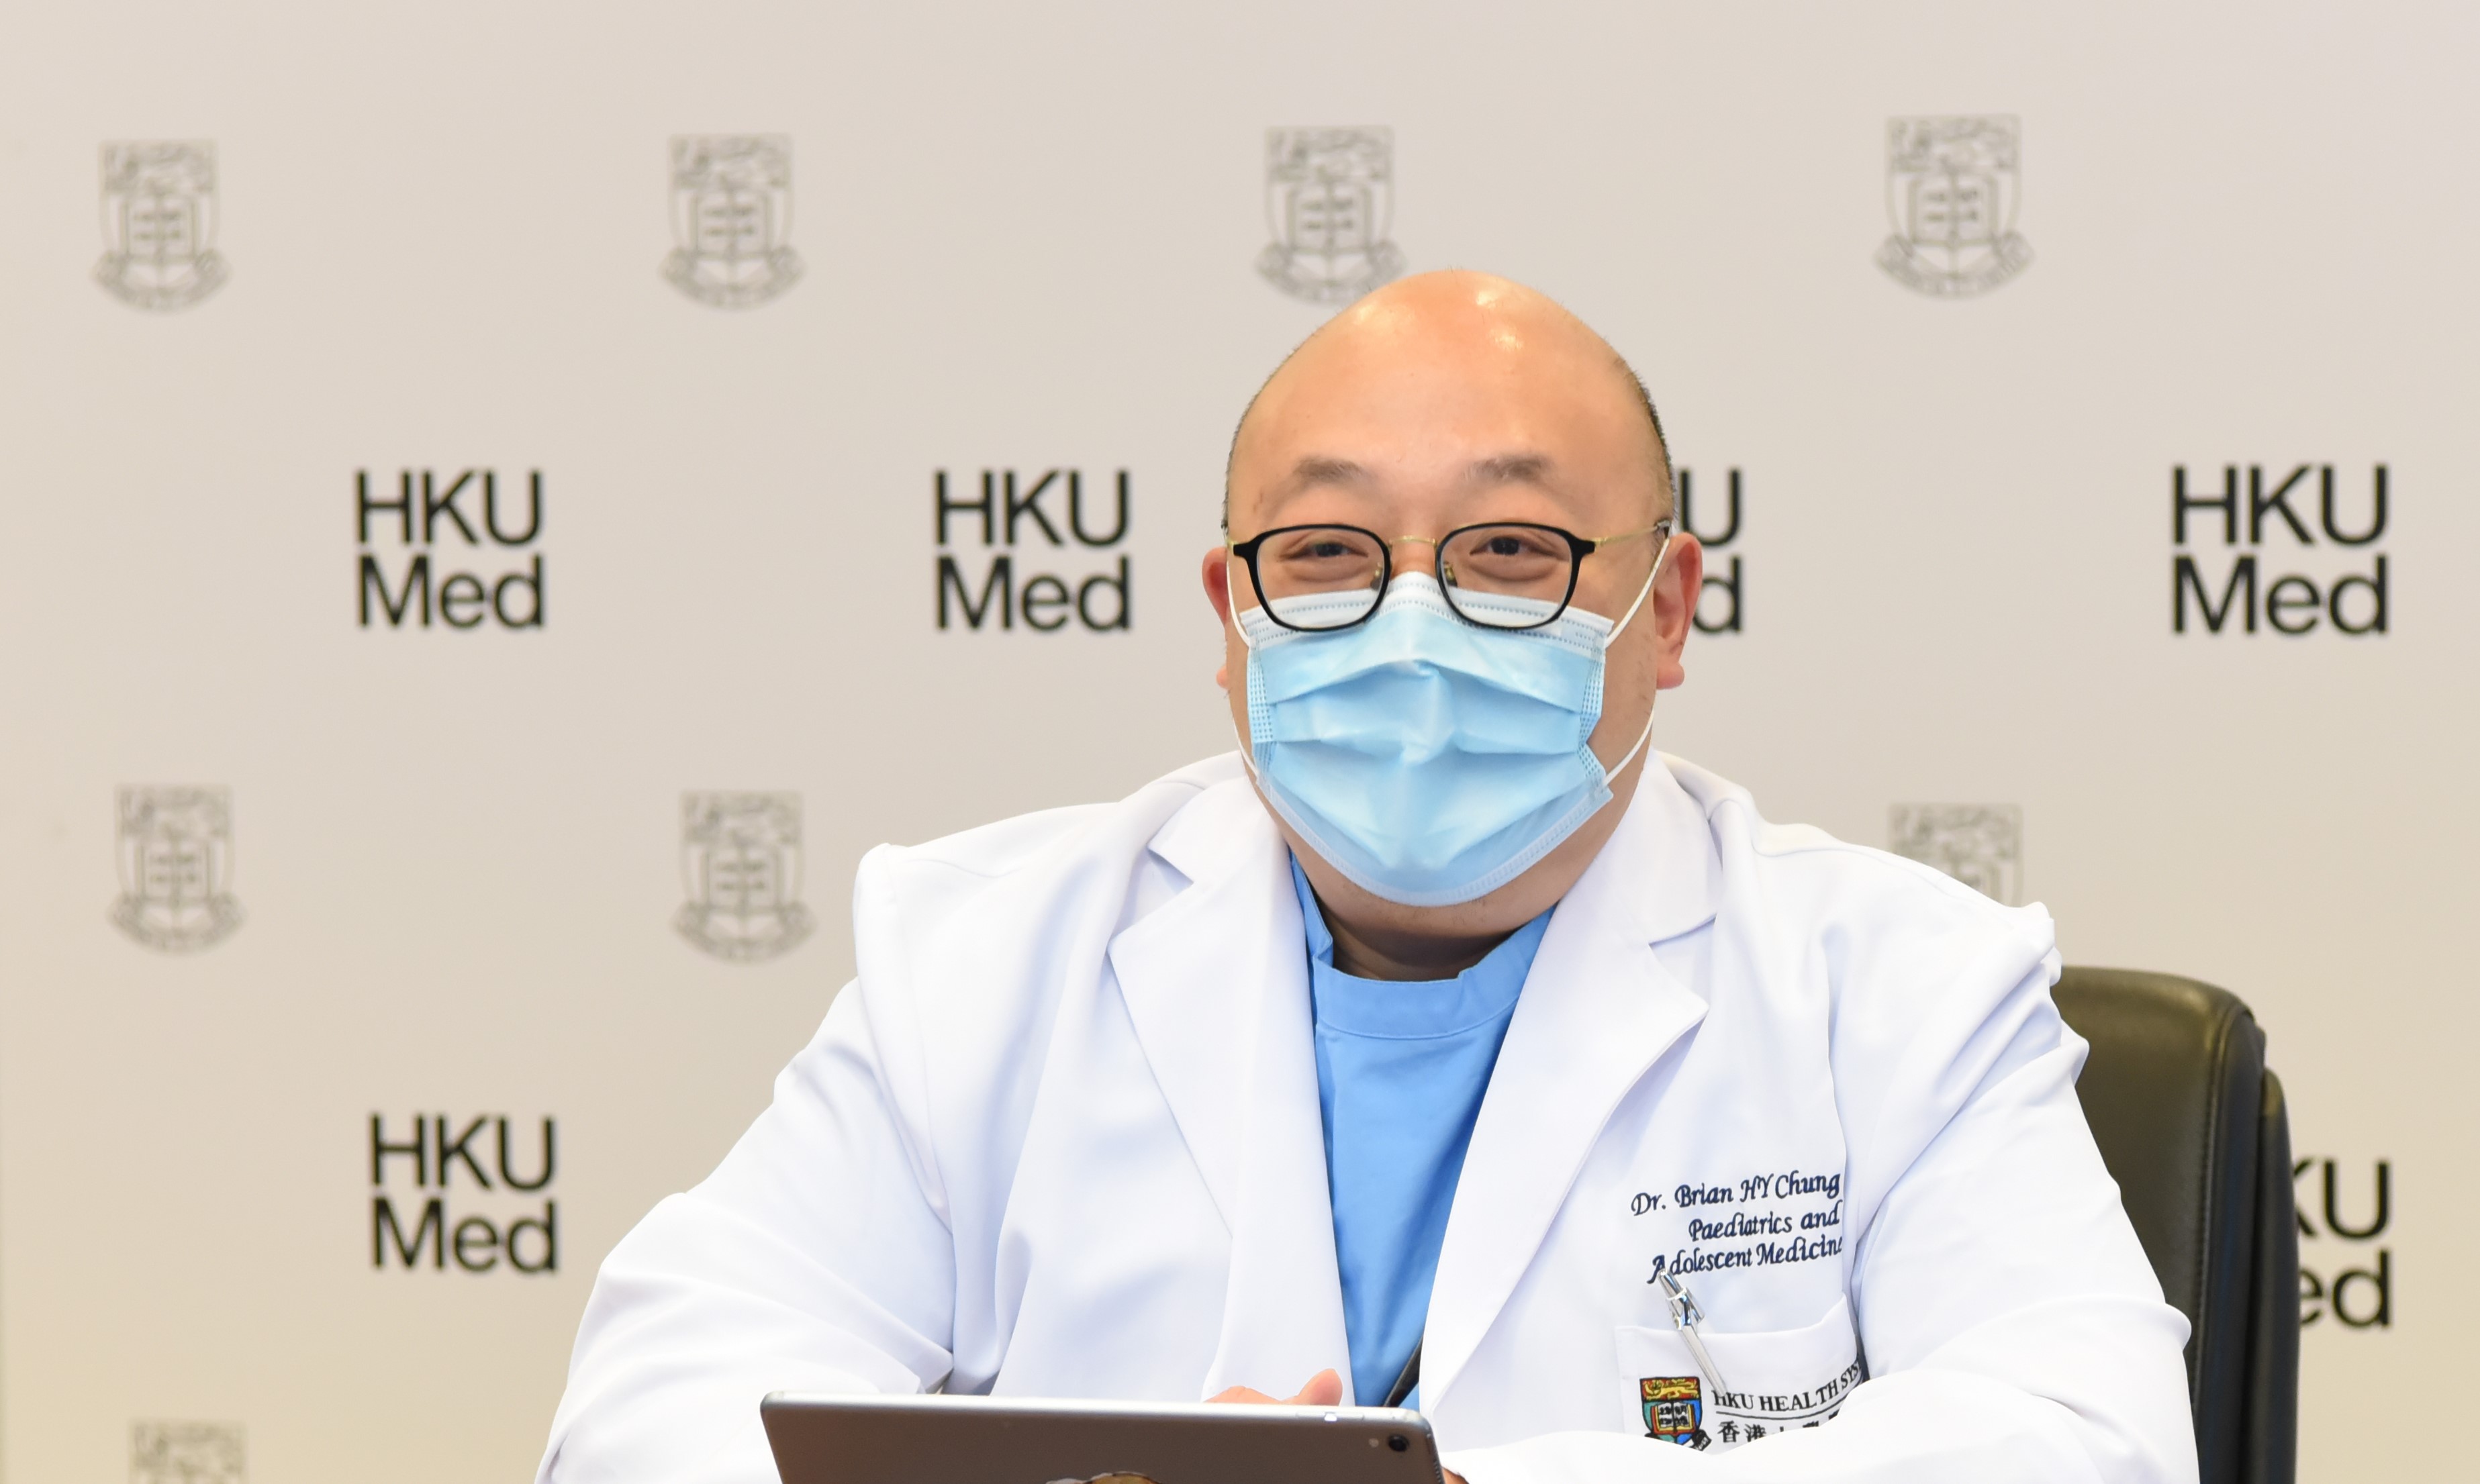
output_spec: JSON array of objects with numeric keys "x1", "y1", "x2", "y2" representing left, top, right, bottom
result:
[{"x1": 2051, "y1": 967, "x2": 2296, "y2": 1484}]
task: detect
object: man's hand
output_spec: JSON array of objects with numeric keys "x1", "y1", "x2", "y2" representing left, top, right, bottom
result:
[
  {"x1": 1207, "y1": 1369, "x2": 1345, "y2": 1407},
  {"x1": 1207, "y1": 1372, "x2": 1464, "y2": 1484}
]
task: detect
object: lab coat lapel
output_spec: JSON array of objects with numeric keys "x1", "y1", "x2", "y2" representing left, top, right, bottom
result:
[
  {"x1": 1107, "y1": 777, "x2": 1351, "y2": 1399},
  {"x1": 1421, "y1": 758, "x2": 1721, "y2": 1414}
]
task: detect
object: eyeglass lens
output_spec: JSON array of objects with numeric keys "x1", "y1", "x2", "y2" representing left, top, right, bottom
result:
[{"x1": 1249, "y1": 525, "x2": 1579, "y2": 630}]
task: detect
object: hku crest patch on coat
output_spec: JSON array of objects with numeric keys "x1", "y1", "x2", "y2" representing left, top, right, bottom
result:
[{"x1": 1640, "y1": 1376, "x2": 1709, "y2": 1449}]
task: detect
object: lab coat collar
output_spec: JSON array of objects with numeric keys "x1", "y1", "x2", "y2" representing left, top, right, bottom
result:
[
  {"x1": 1108, "y1": 766, "x2": 1353, "y2": 1399},
  {"x1": 1623, "y1": 752, "x2": 1725, "y2": 945},
  {"x1": 1421, "y1": 755, "x2": 1721, "y2": 1415},
  {"x1": 1106, "y1": 754, "x2": 1721, "y2": 1405}
]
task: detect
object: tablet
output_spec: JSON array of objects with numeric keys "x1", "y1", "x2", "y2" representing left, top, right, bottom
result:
[{"x1": 761, "y1": 1393, "x2": 1445, "y2": 1484}]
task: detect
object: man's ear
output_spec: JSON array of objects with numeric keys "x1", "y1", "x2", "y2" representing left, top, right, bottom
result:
[
  {"x1": 1202, "y1": 547, "x2": 1235, "y2": 690},
  {"x1": 1653, "y1": 534, "x2": 1703, "y2": 691},
  {"x1": 1202, "y1": 547, "x2": 1235, "y2": 625}
]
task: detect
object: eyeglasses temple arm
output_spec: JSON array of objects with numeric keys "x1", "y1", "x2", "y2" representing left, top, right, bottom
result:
[{"x1": 1584, "y1": 519, "x2": 1675, "y2": 552}]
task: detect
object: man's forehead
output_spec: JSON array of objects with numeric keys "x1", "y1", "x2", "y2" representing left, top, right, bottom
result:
[
  {"x1": 1225, "y1": 271, "x2": 1668, "y2": 526},
  {"x1": 1243, "y1": 342, "x2": 1629, "y2": 467},
  {"x1": 1272, "y1": 302, "x2": 1605, "y2": 399}
]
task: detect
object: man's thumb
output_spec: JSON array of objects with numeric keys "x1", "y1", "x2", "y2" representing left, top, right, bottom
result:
[{"x1": 1289, "y1": 1369, "x2": 1345, "y2": 1407}]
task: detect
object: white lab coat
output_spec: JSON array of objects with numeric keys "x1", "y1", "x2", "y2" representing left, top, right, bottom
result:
[{"x1": 540, "y1": 754, "x2": 2195, "y2": 1484}]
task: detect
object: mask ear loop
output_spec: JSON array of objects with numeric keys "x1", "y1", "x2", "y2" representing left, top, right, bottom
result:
[
  {"x1": 1603, "y1": 703, "x2": 1658, "y2": 783},
  {"x1": 1596, "y1": 530, "x2": 1675, "y2": 781},
  {"x1": 1602, "y1": 530, "x2": 1674, "y2": 647},
  {"x1": 1225, "y1": 554, "x2": 1259, "y2": 652},
  {"x1": 1224, "y1": 554, "x2": 1267, "y2": 775}
]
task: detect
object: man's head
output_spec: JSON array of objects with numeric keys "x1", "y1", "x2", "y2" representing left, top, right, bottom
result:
[{"x1": 1199, "y1": 271, "x2": 1704, "y2": 975}]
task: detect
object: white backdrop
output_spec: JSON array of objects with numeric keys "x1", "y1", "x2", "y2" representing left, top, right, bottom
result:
[{"x1": 1, "y1": 3, "x2": 2471, "y2": 1481}]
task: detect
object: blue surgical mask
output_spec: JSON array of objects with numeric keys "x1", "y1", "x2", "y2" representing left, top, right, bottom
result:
[{"x1": 1232, "y1": 552, "x2": 1666, "y2": 907}]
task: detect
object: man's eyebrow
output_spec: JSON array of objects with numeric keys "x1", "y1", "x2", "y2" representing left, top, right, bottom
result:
[
  {"x1": 1287, "y1": 455, "x2": 1370, "y2": 487},
  {"x1": 1466, "y1": 452, "x2": 1557, "y2": 487}
]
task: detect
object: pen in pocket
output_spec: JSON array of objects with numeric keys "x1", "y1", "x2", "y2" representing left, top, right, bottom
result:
[{"x1": 1654, "y1": 1270, "x2": 1732, "y2": 1398}]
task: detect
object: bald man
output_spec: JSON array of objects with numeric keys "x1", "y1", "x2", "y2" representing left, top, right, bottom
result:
[{"x1": 540, "y1": 274, "x2": 2195, "y2": 1484}]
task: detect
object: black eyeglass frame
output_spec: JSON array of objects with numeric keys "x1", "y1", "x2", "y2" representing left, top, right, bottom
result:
[{"x1": 1227, "y1": 519, "x2": 1672, "y2": 633}]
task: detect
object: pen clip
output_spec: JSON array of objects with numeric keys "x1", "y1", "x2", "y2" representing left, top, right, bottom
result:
[{"x1": 1655, "y1": 1269, "x2": 1703, "y2": 1330}]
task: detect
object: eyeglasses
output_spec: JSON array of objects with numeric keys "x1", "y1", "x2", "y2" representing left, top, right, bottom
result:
[{"x1": 1227, "y1": 520, "x2": 1671, "y2": 632}]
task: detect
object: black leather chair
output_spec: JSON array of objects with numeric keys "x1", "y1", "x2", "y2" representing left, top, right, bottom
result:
[{"x1": 2052, "y1": 968, "x2": 2296, "y2": 1484}]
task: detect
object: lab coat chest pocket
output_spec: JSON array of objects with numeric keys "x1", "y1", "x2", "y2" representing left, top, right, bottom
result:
[{"x1": 1612, "y1": 1297, "x2": 1863, "y2": 1452}]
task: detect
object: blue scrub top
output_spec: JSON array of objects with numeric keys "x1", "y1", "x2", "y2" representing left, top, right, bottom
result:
[{"x1": 1292, "y1": 856, "x2": 1552, "y2": 1409}]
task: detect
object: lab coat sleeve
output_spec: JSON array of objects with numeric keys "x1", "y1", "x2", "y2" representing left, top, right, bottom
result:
[
  {"x1": 536, "y1": 974, "x2": 959, "y2": 1484},
  {"x1": 1444, "y1": 949, "x2": 2197, "y2": 1484}
]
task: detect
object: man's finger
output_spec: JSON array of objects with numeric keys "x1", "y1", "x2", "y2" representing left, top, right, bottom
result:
[
  {"x1": 1286, "y1": 1370, "x2": 1344, "y2": 1407},
  {"x1": 1209, "y1": 1369, "x2": 1343, "y2": 1407},
  {"x1": 1206, "y1": 1385, "x2": 1282, "y2": 1405}
]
